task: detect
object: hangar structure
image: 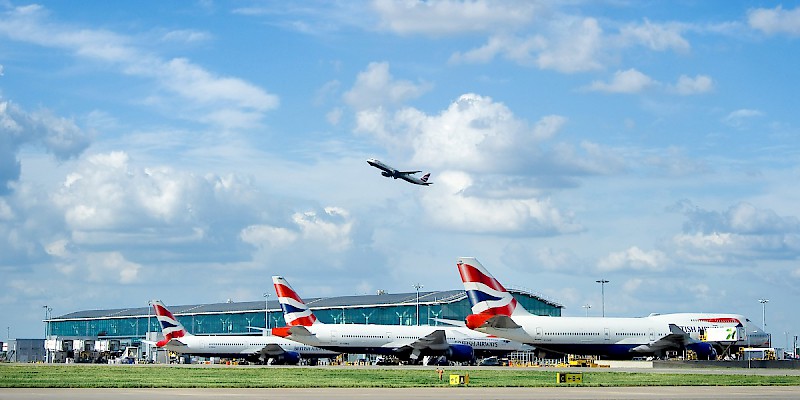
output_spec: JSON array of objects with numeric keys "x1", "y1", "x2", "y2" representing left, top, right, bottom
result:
[{"x1": 47, "y1": 288, "x2": 562, "y2": 347}]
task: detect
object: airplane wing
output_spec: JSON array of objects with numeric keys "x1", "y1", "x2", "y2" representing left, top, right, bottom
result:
[
  {"x1": 259, "y1": 343, "x2": 288, "y2": 357},
  {"x1": 391, "y1": 329, "x2": 451, "y2": 360},
  {"x1": 287, "y1": 326, "x2": 314, "y2": 337},
  {"x1": 631, "y1": 324, "x2": 689, "y2": 353},
  {"x1": 397, "y1": 170, "x2": 422, "y2": 175}
]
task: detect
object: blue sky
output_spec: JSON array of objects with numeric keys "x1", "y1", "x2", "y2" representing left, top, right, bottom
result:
[{"x1": 1, "y1": 1, "x2": 799, "y2": 346}]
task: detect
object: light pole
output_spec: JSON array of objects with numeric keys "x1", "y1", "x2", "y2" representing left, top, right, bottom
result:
[
  {"x1": 42, "y1": 305, "x2": 51, "y2": 363},
  {"x1": 413, "y1": 283, "x2": 423, "y2": 326},
  {"x1": 595, "y1": 280, "x2": 609, "y2": 317},
  {"x1": 263, "y1": 293, "x2": 271, "y2": 331},
  {"x1": 758, "y1": 298, "x2": 769, "y2": 330},
  {"x1": 582, "y1": 304, "x2": 592, "y2": 317}
]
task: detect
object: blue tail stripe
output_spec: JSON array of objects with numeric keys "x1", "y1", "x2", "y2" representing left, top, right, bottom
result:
[
  {"x1": 466, "y1": 290, "x2": 502, "y2": 306},
  {"x1": 280, "y1": 303, "x2": 307, "y2": 314},
  {"x1": 159, "y1": 320, "x2": 179, "y2": 329}
]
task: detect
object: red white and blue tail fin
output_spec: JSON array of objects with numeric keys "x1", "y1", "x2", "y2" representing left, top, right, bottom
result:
[
  {"x1": 457, "y1": 257, "x2": 531, "y2": 317},
  {"x1": 150, "y1": 300, "x2": 189, "y2": 347},
  {"x1": 272, "y1": 276, "x2": 319, "y2": 327},
  {"x1": 421, "y1": 173, "x2": 431, "y2": 183}
]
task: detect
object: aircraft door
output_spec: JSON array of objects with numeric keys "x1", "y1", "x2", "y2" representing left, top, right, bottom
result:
[
  {"x1": 331, "y1": 331, "x2": 338, "y2": 344},
  {"x1": 604, "y1": 328, "x2": 610, "y2": 341},
  {"x1": 535, "y1": 327, "x2": 543, "y2": 340},
  {"x1": 649, "y1": 328, "x2": 655, "y2": 341}
]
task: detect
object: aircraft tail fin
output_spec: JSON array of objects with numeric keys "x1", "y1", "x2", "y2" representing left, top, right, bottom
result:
[
  {"x1": 456, "y1": 257, "x2": 531, "y2": 317},
  {"x1": 421, "y1": 173, "x2": 431, "y2": 184},
  {"x1": 150, "y1": 300, "x2": 191, "y2": 347},
  {"x1": 272, "y1": 276, "x2": 319, "y2": 327}
]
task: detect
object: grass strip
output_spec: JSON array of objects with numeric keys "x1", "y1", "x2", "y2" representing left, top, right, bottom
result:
[{"x1": 1, "y1": 365, "x2": 799, "y2": 388}]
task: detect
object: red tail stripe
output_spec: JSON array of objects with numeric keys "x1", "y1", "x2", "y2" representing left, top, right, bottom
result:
[
  {"x1": 457, "y1": 263, "x2": 507, "y2": 293},
  {"x1": 153, "y1": 304, "x2": 176, "y2": 319},
  {"x1": 274, "y1": 283, "x2": 306, "y2": 304},
  {"x1": 288, "y1": 315, "x2": 316, "y2": 327}
]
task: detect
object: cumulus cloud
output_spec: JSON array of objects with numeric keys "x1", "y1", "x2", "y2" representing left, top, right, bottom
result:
[
  {"x1": 420, "y1": 171, "x2": 582, "y2": 235},
  {"x1": 371, "y1": 0, "x2": 537, "y2": 35},
  {"x1": 452, "y1": 17, "x2": 604, "y2": 73},
  {"x1": 241, "y1": 206, "x2": 354, "y2": 253},
  {"x1": 343, "y1": 62, "x2": 431, "y2": 110},
  {"x1": 0, "y1": 100, "x2": 91, "y2": 194},
  {"x1": 618, "y1": 19, "x2": 690, "y2": 52},
  {"x1": 0, "y1": 4, "x2": 278, "y2": 129},
  {"x1": 585, "y1": 69, "x2": 657, "y2": 93},
  {"x1": 748, "y1": 5, "x2": 800, "y2": 36},
  {"x1": 667, "y1": 201, "x2": 800, "y2": 264},
  {"x1": 598, "y1": 246, "x2": 668, "y2": 272},
  {"x1": 670, "y1": 74, "x2": 713, "y2": 95}
]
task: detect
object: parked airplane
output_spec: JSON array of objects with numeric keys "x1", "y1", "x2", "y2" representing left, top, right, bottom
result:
[
  {"x1": 269, "y1": 276, "x2": 530, "y2": 363},
  {"x1": 147, "y1": 300, "x2": 337, "y2": 364},
  {"x1": 367, "y1": 158, "x2": 432, "y2": 186},
  {"x1": 456, "y1": 257, "x2": 716, "y2": 360}
]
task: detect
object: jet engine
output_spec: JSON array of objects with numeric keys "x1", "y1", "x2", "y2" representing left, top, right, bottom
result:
[
  {"x1": 270, "y1": 351, "x2": 301, "y2": 365},
  {"x1": 686, "y1": 342, "x2": 717, "y2": 360},
  {"x1": 381, "y1": 171, "x2": 392, "y2": 177},
  {"x1": 445, "y1": 344, "x2": 475, "y2": 363}
]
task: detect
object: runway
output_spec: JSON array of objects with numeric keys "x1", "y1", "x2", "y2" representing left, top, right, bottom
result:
[{"x1": 2, "y1": 387, "x2": 800, "y2": 400}]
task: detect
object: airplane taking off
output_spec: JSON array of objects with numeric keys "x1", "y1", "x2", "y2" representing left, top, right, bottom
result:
[
  {"x1": 456, "y1": 257, "x2": 717, "y2": 360},
  {"x1": 147, "y1": 300, "x2": 337, "y2": 364},
  {"x1": 367, "y1": 158, "x2": 432, "y2": 186},
  {"x1": 270, "y1": 276, "x2": 530, "y2": 363}
]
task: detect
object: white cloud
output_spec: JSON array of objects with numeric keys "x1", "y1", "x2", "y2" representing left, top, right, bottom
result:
[
  {"x1": 343, "y1": 62, "x2": 431, "y2": 110},
  {"x1": 748, "y1": 5, "x2": 800, "y2": 36},
  {"x1": 722, "y1": 109, "x2": 764, "y2": 128},
  {"x1": 371, "y1": 0, "x2": 538, "y2": 35},
  {"x1": 241, "y1": 207, "x2": 354, "y2": 253},
  {"x1": 585, "y1": 69, "x2": 657, "y2": 94},
  {"x1": 420, "y1": 170, "x2": 582, "y2": 235},
  {"x1": 0, "y1": 100, "x2": 91, "y2": 194},
  {"x1": 670, "y1": 74, "x2": 713, "y2": 95},
  {"x1": 598, "y1": 246, "x2": 668, "y2": 272},
  {"x1": 0, "y1": 4, "x2": 277, "y2": 129},
  {"x1": 161, "y1": 29, "x2": 212, "y2": 43},
  {"x1": 667, "y1": 202, "x2": 800, "y2": 265},
  {"x1": 619, "y1": 19, "x2": 690, "y2": 52}
]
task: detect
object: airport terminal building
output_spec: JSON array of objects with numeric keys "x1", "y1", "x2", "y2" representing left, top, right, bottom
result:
[{"x1": 45, "y1": 288, "x2": 561, "y2": 360}]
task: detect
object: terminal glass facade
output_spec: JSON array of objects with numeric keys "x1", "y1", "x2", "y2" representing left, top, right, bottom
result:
[{"x1": 49, "y1": 292, "x2": 561, "y2": 339}]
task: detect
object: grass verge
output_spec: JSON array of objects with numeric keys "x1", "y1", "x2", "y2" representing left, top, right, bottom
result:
[{"x1": 1, "y1": 365, "x2": 800, "y2": 388}]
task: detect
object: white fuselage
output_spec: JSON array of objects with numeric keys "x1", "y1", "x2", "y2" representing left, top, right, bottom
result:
[
  {"x1": 160, "y1": 334, "x2": 337, "y2": 359},
  {"x1": 288, "y1": 323, "x2": 529, "y2": 356},
  {"x1": 476, "y1": 314, "x2": 677, "y2": 359}
]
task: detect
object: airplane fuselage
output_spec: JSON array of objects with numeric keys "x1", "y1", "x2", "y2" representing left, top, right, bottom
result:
[
  {"x1": 473, "y1": 315, "x2": 677, "y2": 359},
  {"x1": 159, "y1": 334, "x2": 337, "y2": 361},
  {"x1": 282, "y1": 324, "x2": 528, "y2": 358}
]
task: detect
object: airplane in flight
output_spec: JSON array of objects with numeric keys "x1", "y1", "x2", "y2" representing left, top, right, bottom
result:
[
  {"x1": 147, "y1": 300, "x2": 338, "y2": 364},
  {"x1": 269, "y1": 276, "x2": 531, "y2": 364},
  {"x1": 367, "y1": 158, "x2": 432, "y2": 186},
  {"x1": 456, "y1": 257, "x2": 717, "y2": 360}
]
